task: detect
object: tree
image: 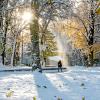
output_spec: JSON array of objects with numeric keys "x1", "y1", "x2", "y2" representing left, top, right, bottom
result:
[
  {"x1": 69, "y1": 0, "x2": 100, "y2": 66},
  {"x1": 3, "y1": 0, "x2": 31, "y2": 66},
  {"x1": 30, "y1": 0, "x2": 41, "y2": 69},
  {"x1": 30, "y1": 0, "x2": 72, "y2": 68},
  {"x1": 48, "y1": 0, "x2": 100, "y2": 66},
  {"x1": 0, "y1": 0, "x2": 4, "y2": 58},
  {"x1": 73, "y1": 0, "x2": 100, "y2": 66},
  {"x1": 0, "y1": 0, "x2": 9, "y2": 65},
  {"x1": 41, "y1": 30, "x2": 57, "y2": 58}
]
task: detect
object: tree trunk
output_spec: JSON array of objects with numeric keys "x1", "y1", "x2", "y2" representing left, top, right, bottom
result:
[
  {"x1": 11, "y1": 37, "x2": 16, "y2": 66},
  {"x1": 1, "y1": 0, "x2": 9, "y2": 65},
  {"x1": 88, "y1": 1, "x2": 95, "y2": 66},
  {"x1": 30, "y1": 0, "x2": 42, "y2": 71},
  {"x1": 14, "y1": 39, "x2": 20, "y2": 66},
  {"x1": 0, "y1": 0, "x2": 4, "y2": 65},
  {"x1": 89, "y1": 50, "x2": 94, "y2": 66}
]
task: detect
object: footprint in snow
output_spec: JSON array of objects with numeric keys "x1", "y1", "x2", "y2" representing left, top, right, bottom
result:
[
  {"x1": 83, "y1": 87, "x2": 87, "y2": 89},
  {"x1": 43, "y1": 86, "x2": 47, "y2": 88},
  {"x1": 59, "y1": 85, "x2": 62, "y2": 88},
  {"x1": 73, "y1": 78, "x2": 77, "y2": 80},
  {"x1": 36, "y1": 84, "x2": 48, "y2": 89},
  {"x1": 81, "y1": 83, "x2": 85, "y2": 86},
  {"x1": 37, "y1": 85, "x2": 41, "y2": 88},
  {"x1": 54, "y1": 96, "x2": 62, "y2": 100}
]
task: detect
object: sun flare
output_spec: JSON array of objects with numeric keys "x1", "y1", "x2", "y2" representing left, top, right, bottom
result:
[{"x1": 22, "y1": 11, "x2": 32, "y2": 22}]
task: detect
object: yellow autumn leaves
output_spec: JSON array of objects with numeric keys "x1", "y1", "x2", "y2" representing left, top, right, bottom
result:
[
  {"x1": 52, "y1": 17, "x2": 100, "y2": 57},
  {"x1": 65, "y1": 19, "x2": 87, "y2": 49},
  {"x1": 53, "y1": 19, "x2": 87, "y2": 50},
  {"x1": 96, "y1": 0, "x2": 100, "y2": 14}
]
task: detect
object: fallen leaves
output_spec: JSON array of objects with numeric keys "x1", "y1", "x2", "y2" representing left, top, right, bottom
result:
[{"x1": 6, "y1": 90, "x2": 14, "y2": 97}]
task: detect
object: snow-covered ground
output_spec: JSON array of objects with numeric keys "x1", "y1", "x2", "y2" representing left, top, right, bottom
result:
[
  {"x1": 0, "y1": 64, "x2": 32, "y2": 71},
  {"x1": 0, "y1": 66, "x2": 100, "y2": 100}
]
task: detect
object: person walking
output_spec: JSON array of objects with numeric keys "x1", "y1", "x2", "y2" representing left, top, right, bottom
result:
[{"x1": 58, "y1": 60, "x2": 62, "y2": 72}]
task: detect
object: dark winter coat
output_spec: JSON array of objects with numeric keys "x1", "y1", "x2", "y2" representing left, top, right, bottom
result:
[{"x1": 58, "y1": 60, "x2": 62, "y2": 68}]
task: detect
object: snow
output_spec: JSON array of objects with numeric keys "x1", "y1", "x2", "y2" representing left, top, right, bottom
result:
[
  {"x1": 0, "y1": 65, "x2": 32, "y2": 71},
  {"x1": 0, "y1": 66, "x2": 100, "y2": 100},
  {"x1": 48, "y1": 56, "x2": 63, "y2": 61},
  {"x1": 0, "y1": 63, "x2": 3, "y2": 67}
]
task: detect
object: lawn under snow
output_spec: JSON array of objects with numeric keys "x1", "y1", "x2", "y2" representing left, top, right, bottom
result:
[{"x1": 0, "y1": 66, "x2": 100, "y2": 100}]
